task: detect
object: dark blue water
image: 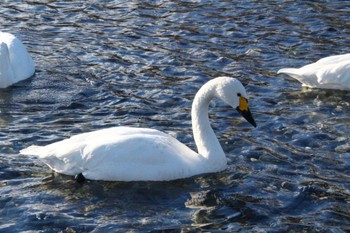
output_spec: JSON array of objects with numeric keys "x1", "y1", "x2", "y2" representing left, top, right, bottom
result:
[{"x1": 1, "y1": 1, "x2": 350, "y2": 232}]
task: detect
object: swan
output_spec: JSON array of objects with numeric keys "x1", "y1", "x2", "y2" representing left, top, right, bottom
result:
[
  {"x1": 20, "y1": 77, "x2": 257, "y2": 181},
  {"x1": 277, "y1": 53, "x2": 350, "y2": 90},
  {"x1": 0, "y1": 31, "x2": 35, "y2": 88}
]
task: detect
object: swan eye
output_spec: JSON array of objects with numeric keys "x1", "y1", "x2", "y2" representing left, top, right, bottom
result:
[{"x1": 237, "y1": 93, "x2": 241, "y2": 97}]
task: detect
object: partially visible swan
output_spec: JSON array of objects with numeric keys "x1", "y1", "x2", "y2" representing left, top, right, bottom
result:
[
  {"x1": 277, "y1": 54, "x2": 350, "y2": 90},
  {"x1": 0, "y1": 32, "x2": 35, "y2": 88},
  {"x1": 20, "y1": 77, "x2": 256, "y2": 181}
]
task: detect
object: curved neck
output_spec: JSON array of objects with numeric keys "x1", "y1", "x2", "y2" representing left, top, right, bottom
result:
[{"x1": 191, "y1": 82, "x2": 226, "y2": 169}]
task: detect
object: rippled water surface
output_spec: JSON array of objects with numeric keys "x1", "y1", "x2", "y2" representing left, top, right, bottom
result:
[{"x1": 1, "y1": 1, "x2": 350, "y2": 232}]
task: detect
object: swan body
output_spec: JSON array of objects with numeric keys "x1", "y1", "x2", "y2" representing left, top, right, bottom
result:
[
  {"x1": 0, "y1": 32, "x2": 35, "y2": 88},
  {"x1": 277, "y1": 54, "x2": 350, "y2": 90},
  {"x1": 20, "y1": 77, "x2": 256, "y2": 181}
]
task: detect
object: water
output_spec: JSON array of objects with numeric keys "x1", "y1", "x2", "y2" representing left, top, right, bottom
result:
[{"x1": 1, "y1": 0, "x2": 350, "y2": 232}]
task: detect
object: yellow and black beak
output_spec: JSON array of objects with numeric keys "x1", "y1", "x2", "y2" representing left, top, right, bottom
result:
[{"x1": 236, "y1": 96, "x2": 257, "y2": 127}]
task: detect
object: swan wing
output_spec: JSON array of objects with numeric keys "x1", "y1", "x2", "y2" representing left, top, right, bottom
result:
[
  {"x1": 83, "y1": 133, "x2": 202, "y2": 181},
  {"x1": 21, "y1": 127, "x2": 202, "y2": 181},
  {"x1": 0, "y1": 42, "x2": 16, "y2": 88},
  {"x1": 315, "y1": 60, "x2": 350, "y2": 90},
  {"x1": 278, "y1": 54, "x2": 350, "y2": 89},
  {"x1": 0, "y1": 32, "x2": 35, "y2": 84},
  {"x1": 315, "y1": 53, "x2": 350, "y2": 66}
]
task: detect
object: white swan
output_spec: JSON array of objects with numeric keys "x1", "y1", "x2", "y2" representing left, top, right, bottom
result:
[
  {"x1": 0, "y1": 32, "x2": 35, "y2": 88},
  {"x1": 277, "y1": 54, "x2": 350, "y2": 90},
  {"x1": 20, "y1": 77, "x2": 256, "y2": 181}
]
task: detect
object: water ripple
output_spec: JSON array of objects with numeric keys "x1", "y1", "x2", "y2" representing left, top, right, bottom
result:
[{"x1": 0, "y1": 0, "x2": 350, "y2": 232}]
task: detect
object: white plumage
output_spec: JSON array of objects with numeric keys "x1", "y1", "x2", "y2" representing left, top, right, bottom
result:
[
  {"x1": 0, "y1": 32, "x2": 35, "y2": 88},
  {"x1": 277, "y1": 54, "x2": 350, "y2": 90},
  {"x1": 21, "y1": 77, "x2": 256, "y2": 181}
]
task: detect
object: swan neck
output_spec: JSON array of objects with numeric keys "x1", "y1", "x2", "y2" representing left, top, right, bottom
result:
[{"x1": 191, "y1": 83, "x2": 226, "y2": 168}]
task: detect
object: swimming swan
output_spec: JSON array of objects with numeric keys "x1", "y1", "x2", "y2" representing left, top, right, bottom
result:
[
  {"x1": 277, "y1": 53, "x2": 350, "y2": 90},
  {"x1": 20, "y1": 77, "x2": 257, "y2": 181},
  {"x1": 0, "y1": 32, "x2": 35, "y2": 88}
]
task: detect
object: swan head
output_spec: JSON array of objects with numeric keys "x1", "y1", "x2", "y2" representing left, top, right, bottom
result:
[{"x1": 213, "y1": 77, "x2": 257, "y2": 127}]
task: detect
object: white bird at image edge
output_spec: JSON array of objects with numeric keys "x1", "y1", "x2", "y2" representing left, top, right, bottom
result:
[
  {"x1": 0, "y1": 31, "x2": 35, "y2": 88},
  {"x1": 20, "y1": 77, "x2": 257, "y2": 182},
  {"x1": 277, "y1": 53, "x2": 350, "y2": 90}
]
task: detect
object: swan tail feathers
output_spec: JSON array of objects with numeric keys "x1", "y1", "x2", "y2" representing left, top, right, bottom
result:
[
  {"x1": 277, "y1": 68, "x2": 300, "y2": 75},
  {"x1": 277, "y1": 68, "x2": 304, "y2": 82},
  {"x1": 20, "y1": 145, "x2": 80, "y2": 175},
  {"x1": 20, "y1": 145, "x2": 46, "y2": 157}
]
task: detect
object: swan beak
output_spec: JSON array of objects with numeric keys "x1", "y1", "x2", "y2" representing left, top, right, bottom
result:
[{"x1": 236, "y1": 96, "x2": 257, "y2": 127}]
